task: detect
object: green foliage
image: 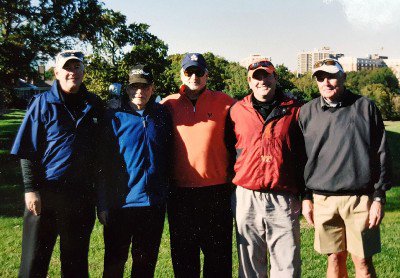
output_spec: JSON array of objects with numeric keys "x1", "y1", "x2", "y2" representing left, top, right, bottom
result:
[
  {"x1": 346, "y1": 68, "x2": 399, "y2": 94},
  {"x1": 275, "y1": 64, "x2": 295, "y2": 93},
  {"x1": 360, "y1": 84, "x2": 393, "y2": 120},
  {"x1": 0, "y1": 0, "x2": 104, "y2": 94},
  {"x1": 223, "y1": 62, "x2": 248, "y2": 100},
  {"x1": 291, "y1": 72, "x2": 319, "y2": 101},
  {"x1": 82, "y1": 10, "x2": 171, "y2": 98},
  {"x1": 162, "y1": 52, "x2": 248, "y2": 99}
]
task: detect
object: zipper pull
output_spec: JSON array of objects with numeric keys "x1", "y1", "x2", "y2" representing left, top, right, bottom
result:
[
  {"x1": 142, "y1": 117, "x2": 146, "y2": 128},
  {"x1": 193, "y1": 106, "x2": 196, "y2": 113}
]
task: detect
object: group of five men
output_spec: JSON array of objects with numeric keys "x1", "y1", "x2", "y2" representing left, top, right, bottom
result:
[{"x1": 12, "y1": 50, "x2": 391, "y2": 277}]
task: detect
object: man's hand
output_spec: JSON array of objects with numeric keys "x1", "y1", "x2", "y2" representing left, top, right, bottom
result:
[
  {"x1": 369, "y1": 201, "x2": 384, "y2": 228},
  {"x1": 302, "y1": 199, "x2": 314, "y2": 226},
  {"x1": 25, "y1": 191, "x2": 41, "y2": 216},
  {"x1": 98, "y1": 210, "x2": 109, "y2": 226}
]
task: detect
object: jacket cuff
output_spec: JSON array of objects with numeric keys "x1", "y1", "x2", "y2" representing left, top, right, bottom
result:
[
  {"x1": 301, "y1": 191, "x2": 313, "y2": 201},
  {"x1": 372, "y1": 190, "x2": 386, "y2": 199}
]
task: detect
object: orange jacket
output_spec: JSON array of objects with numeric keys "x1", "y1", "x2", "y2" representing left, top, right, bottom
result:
[{"x1": 162, "y1": 86, "x2": 235, "y2": 187}]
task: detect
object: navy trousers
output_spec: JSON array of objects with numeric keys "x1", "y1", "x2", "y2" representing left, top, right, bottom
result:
[
  {"x1": 167, "y1": 184, "x2": 233, "y2": 278},
  {"x1": 19, "y1": 188, "x2": 95, "y2": 278},
  {"x1": 103, "y1": 206, "x2": 166, "y2": 278}
]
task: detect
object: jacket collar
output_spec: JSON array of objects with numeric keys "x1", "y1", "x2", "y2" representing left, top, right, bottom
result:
[
  {"x1": 242, "y1": 91, "x2": 295, "y2": 108},
  {"x1": 120, "y1": 95, "x2": 156, "y2": 115},
  {"x1": 46, "y1": 80, "x2": 89, "y2": 104},
  {"x1": 178, "y1": 84, "x2": 208, "y2": 100}
]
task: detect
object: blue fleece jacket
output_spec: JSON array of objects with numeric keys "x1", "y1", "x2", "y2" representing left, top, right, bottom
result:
[{"x1": 99, "y1": 98, "x2": 172, "y2": 210}]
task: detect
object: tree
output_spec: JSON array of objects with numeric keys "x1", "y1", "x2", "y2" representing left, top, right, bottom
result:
[
  {"x1": 360, "y1": 83, "x2": 393, "y2": 120},
  {"x1": 345, "y1": 68, "x2": 399, "y2": 94},
  {"x1": 83, "y1": 9, "x2": 171, "y2": 98},
  {"x1": 223, "y1": 62, "x2": 248, "y2": 99},
  {"x1": 291, "y1": 72, "x2": 319, "y2": 101},
  {"x1": 275, "y1": 64, "x2": 295, "y2": 93},
  {"x1": 0, "y1": 0, "x2": 104, "y2": 106}
]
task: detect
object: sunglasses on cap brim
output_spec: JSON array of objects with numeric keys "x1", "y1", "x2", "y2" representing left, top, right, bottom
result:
[
  {"x1": 248, "y1": 61, "x2": 274, "y2": 71},
  {"x1": 314, "y1": 59, "x2": 342, "y2": 69},
  {"x1": 58, "y1": 51, "x2": 84, "y2": 60}
]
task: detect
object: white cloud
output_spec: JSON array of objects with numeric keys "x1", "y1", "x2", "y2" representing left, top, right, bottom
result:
[{"x1": 324, "y1": 0, "x2": 400, "y2": 30}]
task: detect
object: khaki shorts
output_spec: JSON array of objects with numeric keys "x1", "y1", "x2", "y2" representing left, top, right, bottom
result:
[{"x1": 313, "y1": 194, "x2": 381, "y2": 258}]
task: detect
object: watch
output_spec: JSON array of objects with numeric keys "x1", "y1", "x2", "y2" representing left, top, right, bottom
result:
[{"x1": 373, "y1": 196, "x2": 386, "y2": 205}]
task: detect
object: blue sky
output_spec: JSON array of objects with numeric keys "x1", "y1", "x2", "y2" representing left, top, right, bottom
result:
[{"x1": 102, "y1": 0, "x2": 400, "y2": 70}]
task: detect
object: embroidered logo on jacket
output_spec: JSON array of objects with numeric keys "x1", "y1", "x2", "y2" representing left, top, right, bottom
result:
[{"x1": 261, "y1": 155, "x2": 273, "y2": 163}]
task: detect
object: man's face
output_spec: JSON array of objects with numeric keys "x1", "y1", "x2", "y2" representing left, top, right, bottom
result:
[
  {"x1": 180, "y1": 66, "x2": 208, "y2": 93},
  {"x1": 315, "y1": 71, "x2": 346, "y2": 101},
  {"x1": 248, "y1": 69, "x2": 277, "y2": 102},
  {"x1": 126, "y1": 83, "x2": 153, "y2": 109},
  {"x1": 54, "y1": 60, "x2": 84, "y2": 94}
]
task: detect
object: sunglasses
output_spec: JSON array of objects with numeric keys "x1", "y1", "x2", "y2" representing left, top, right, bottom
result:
[
  {"x1": 184, "y1": 67, "x2": 205, "y2": 77},
  {"x1": 248, "y1": 60, "x2": 274, "y2": 71},
  {"x1": 315, "y1": 73, "x2": 339, "y2": 82},
  {"x1": 314, "y1": 59, "x2": 342, "y2": 69},
  {"x1": 58, "y1": 51, "x2": 84, "y2": 60}
]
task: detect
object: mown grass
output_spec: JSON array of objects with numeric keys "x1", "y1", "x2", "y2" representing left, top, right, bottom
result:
[{"x1": 0, "y1": 110, "x2": 399, "y2": 277}]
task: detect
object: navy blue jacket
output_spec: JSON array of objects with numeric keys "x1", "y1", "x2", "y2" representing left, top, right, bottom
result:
[
  {"x1": 11, "y1": 81, "x2": 104, "y2": 192},
  {"x1": 98, "y1": 98, "x2": 172, "y2": 210}
]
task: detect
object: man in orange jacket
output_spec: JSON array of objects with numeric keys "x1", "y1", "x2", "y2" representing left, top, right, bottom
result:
[{"x1": 162, "y1": 53, "x2": 235, "y2": 278}]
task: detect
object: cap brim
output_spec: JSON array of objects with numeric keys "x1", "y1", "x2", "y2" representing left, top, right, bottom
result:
[
  {"x1": 128, "y1": 77, "x2": 152, "y2": 85},
  {"x1": 57, "y1": 57, "x2": 83, "y2": 69},
  {"x1": 312, "y1": 65, "x2": 342, "y2": 76},
  {"x1": 182, "y1": 62, "x2": 206, "y2": 71},
  {"x1": 248, "y1": 67, "x2": 275, "y2": 77}
]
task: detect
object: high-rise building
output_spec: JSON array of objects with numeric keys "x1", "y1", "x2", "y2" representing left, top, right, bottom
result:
[{"x1": 297, "y1": 46, "x2": 344, "y2": 75}]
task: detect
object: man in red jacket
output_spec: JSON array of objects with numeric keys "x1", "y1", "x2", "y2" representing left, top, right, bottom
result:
[{"x1": 228, "y1": 56, "x2": 305, "y2": 278}]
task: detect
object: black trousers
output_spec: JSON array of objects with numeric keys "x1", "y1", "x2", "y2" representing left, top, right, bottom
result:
[
  {"x1": 167, "y1": 184, "x2": 233, "y2": 278},
  {"x1": 19, "y1": 189, "x2": 95, "y2": 278},
  {"x1": 103, "y1": 206, "x2": 166, "y2": 278}
]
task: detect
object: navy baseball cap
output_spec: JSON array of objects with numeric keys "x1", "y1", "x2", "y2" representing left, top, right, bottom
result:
[{"x1": 181, "y1": 53, "x2": 207, "y2": 71}]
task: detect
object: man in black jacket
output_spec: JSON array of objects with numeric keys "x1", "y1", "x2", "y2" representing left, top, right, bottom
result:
[{"x1": 299, "y1": 58, "x2": 391, "y2": 278}]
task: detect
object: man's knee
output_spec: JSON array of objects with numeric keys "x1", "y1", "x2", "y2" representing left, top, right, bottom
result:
[
  {"x1": 351, "y1": 255, "x2": 376, "y2": 277},
  {"x1": 328, "y1": 251, "x2": 348, "y2": 267}
]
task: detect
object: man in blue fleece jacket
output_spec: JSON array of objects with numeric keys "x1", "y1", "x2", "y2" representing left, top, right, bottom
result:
[{"x1": 98, "y1": 64, "x2": 172, "y2": 278}]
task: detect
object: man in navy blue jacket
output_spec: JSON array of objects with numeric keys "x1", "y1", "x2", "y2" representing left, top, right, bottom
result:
[
  {"x1": 11, "y1": 50, "x2": 104, "y2": 277},
  {"x1": 98, "y1": 64, "x2": 172, "y2": 278}
]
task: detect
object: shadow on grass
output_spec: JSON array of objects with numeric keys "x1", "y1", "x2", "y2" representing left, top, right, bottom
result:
[
  {"x1": 386, "y1": 130, "x2": 400, "y2": 188},
  {"x1": 0, "y1": 153, "x2": 24, "y2": 217}
]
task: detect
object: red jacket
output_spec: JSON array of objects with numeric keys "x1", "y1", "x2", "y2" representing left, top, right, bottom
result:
[{"x1": 229, "y1": 93, "x2": 305, "y2": 194}]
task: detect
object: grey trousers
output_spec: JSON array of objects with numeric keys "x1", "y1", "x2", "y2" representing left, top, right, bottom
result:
[{"x1": 232, "y1": 186, "x2": 301, "y2": 278}]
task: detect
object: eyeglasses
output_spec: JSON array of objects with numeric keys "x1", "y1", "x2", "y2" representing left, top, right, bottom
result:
[
  {"x1": 58, "y1": 51, "x2": 84, "y2": 60},
  {"x1": 184, "y1": 67, "x2": 205, "y2": 77},
  {"x1": 248, "y1": 60, "x2": 274, "y2": 71},
  {"x1": 314, "y1": 59, "x2": 342, "y2": 69}
]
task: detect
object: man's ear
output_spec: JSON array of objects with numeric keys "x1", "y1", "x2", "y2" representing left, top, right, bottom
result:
[{"x1": 54, "y1": 68, "x2": 59, "y2": 79}]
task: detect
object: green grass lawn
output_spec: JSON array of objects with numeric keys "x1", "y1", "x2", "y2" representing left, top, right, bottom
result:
[{"x1": 0, "y1": 110, "x2": 399, "y2": 277}]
